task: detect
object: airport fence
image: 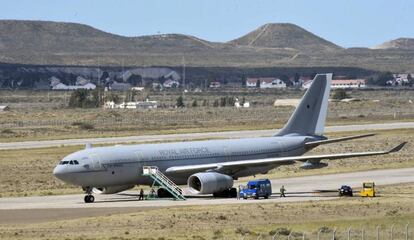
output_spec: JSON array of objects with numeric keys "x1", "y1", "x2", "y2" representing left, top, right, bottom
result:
[{"x1": 235, "y1": 223, "x2": 411, "y2": 240}]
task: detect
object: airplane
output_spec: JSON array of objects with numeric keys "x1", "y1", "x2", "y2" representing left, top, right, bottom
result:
[{"x1": 53, "y1": 73, "x2": 406, "y2": 203}]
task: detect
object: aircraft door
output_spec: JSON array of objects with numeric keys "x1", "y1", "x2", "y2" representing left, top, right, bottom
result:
[
  {"x1": 223, "y1": 146, "x2": 230, "y2": 161},
  {"x1": 135, "y1": 151, "x2": 145, "y2": 174},
  {"x1": 89, "y1": 154, "x2": 102, "y2": 170}
]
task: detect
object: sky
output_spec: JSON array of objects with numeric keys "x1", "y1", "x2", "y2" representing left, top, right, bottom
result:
[{"x1": 1, "y1": 0, "x2": 413, "y2": 48}]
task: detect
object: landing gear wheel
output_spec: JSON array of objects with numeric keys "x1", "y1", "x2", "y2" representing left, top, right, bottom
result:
[{"x1": 84, "y1": 195, "x2": 95, "y2": 203}]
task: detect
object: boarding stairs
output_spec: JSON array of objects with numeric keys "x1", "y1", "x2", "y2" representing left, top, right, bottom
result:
[{"x1": 142, "y1": 166, "x2": 186, "y2": 200}]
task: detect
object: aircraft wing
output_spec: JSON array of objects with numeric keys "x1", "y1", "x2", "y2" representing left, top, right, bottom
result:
[{"x1": 165, "y1": 142, "x2": 406, "y2": 175}]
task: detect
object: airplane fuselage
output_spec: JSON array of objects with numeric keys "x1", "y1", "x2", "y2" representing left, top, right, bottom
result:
[{"x1": 53, "y1": 135, "x2": 317, "y2": 188}]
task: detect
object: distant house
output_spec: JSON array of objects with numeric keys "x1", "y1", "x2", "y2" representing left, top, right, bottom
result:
[
  {"x1": 52, "y1": 83, "x2": 96, "y2": 90},
  {"x1": 331, "y1": 79, "x2": 366, "y2": 89},
  {"x1": 209, "y1": 81, "x2": 221, "y2": 88},
  {"x1": 303, "y1": 79, "x2": 366, "y2": 89},
  {"x1": 393, "y1": 73, "x2": 412, "y2": 86},
  {"x1": 0, "y1": 105, "x2": 10, "y2": 112},
  {"x1": 49, "y1": 76, "x2": 61, "y2": 88},
  {"x1": 163, "y1": 80, "x2": 180, "y2": 88},
  {"x1": 76, "y1": 76, "x2": 91, "y2": 86},
  {"x1": 246, "y1": 78, "x2": 286, "y2": 88},
  {"x1": 109, "y1": 82, "x2": 132, "y2": 91}
]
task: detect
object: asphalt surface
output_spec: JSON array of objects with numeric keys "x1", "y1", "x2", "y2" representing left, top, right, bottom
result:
[
  {"x1": 1, "y1": 167, "x2": 413, "y2": 211},
  {"x1": 1, "y1": 122, "x2": 413, "y2": 150}
]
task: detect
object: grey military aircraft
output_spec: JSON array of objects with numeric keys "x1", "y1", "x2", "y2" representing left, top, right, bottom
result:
[{"x1": 53, "y1": 73, "x2": 406, "y2": 203}]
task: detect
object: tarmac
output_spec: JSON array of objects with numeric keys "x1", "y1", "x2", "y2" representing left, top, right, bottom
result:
[
  {"x1": 2, "y1": 167, "x2": 414, "y2": 210},
  {"x1": 1, "y1": 167, "x2": 413, "y2": 224},
  {"x1": 0, "y1": 121, "x2": 413, "y2": 150}
]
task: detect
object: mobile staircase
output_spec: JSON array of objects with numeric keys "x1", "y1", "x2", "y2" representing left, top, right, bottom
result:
[{"x1": 142, "y1": 166, "x2": 186, "y2": 200}]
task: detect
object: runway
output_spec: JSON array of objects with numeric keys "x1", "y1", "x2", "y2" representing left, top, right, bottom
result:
[
  {"x1": 1, "y1": 167, "x2": 413, "y2": 211},
  {"x1": 0, "y1": 121, "x2": 413, "y2": 150}
]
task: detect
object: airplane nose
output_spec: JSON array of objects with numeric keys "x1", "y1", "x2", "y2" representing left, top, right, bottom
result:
[
  {"x1": 53, "y1": 165, "x2": 63, "y2": 179},
  {"x1": 53, "y1": 164, "x2": 79, "y2": 185}
]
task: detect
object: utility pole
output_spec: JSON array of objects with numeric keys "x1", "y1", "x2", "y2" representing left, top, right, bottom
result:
[
  {"x1": 182, "y1": 56, "x2": 186, "y2": 90},
  {"x1": 97, "y1": 57, "x2": 100, "y2": 85}
]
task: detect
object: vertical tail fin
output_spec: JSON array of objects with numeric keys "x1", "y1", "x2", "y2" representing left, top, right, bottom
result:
[{"x1": 276, "y1": 73, "x2": 332, "y2": 136}]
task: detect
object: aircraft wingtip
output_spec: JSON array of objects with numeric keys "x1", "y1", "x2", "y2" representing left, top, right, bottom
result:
[{"x1": 389, "y1": 142, "x2": 407, "y2": 153}]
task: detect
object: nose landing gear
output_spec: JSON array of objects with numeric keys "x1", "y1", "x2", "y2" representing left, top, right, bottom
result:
[{"x1": 82, "y1": 186, "x2": 95, "y2": 203}]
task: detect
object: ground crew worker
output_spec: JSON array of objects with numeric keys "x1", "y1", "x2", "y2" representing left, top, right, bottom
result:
[
  {"x1": 237, "y1": 185, "x2": 241, "y2": 200},
  {"x1": 150, "y1": 188, "x2": 156, "y2": 198},
  {"x1": 280, "y1": 185, "x2": 286, "y2": 197},
  {"x1": 139, "y1": 188, "x2": 144, "y2": 200}
]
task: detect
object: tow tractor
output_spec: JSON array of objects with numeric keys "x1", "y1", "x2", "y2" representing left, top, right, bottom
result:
[
  {"x1": 360, "y1": 182, "x2": 376, "y2": 197},
  {"x1": 240, "y1": 179, "x2": 272, "y2": 199}
]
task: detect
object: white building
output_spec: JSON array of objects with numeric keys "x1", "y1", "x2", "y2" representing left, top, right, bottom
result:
[
  {"x1": 246, "y1": 78, "x2": 286, "y2": 88},
  {"x1": 331, "y1": 79, "x2": 366, "y2": 89},
  {"x1": 163, "y1": 80, "x2": 180, "y2": 88},
  {"x1": 393, "y1": 73, "x2": 411, "y2": 86},
  {"x1": 49, "y1": 76, "x2": 61, "y2": 88},
  {"x1": 75, "y1": 76, "x2": 91, "y2": 86},
  {"x1": 234, "y1": 98, "x2": 250, "y2": 108},
  {"x1": 0, "y1": 105, "x2": 10, "y2": 112},
  {"x1": 104, "y1": 100, "x2": 158, "y2": 109},
  {"x1": 303, "y1": 79, "x2": 366, "y2": 89},
  {"x1": 52, "y1": 83, "x2": 96, "y2": 90}
]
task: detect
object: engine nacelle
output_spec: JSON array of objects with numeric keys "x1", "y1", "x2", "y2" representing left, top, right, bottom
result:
[
  {"x1": 300, "y1": 161, "x2": 328, "y2": 169},
  {"x1": 188, "y1": 172, "x2": 233, "y2": 194},
  {"x1": 92, "y1": 185, "x2": 135, "y2": 194}
]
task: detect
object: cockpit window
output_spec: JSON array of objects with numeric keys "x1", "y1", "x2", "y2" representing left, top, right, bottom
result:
[{"x1": 59, "y1": 160, "x2": 79, "y2": 165}]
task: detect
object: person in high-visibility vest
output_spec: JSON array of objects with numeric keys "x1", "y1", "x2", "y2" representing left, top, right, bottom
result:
[{"x1": 280, "y1": 185, "x2": 286, "y2": 197}]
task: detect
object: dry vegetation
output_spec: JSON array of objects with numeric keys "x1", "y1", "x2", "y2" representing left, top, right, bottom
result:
[
  {"x1": 0, "y1": 183, "x2": 413, "y2": 239},
  {"x1": 0, "y1": 129, "x2": 412, "y2": 198},
  {"x1": 0, "y1": 89, "x2": 413, "y2": 142}
]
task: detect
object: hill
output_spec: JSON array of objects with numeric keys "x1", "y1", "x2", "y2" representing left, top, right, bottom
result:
[
  {"x1": 0, "y1": 20, "x2": 413, "y2": 72},
  {"x1": 0, "y1": 20, "x2": 219, "y2": 54},
  {"x1": 373, "y1": 38, "x2": 414, "y2": 50},
  {"x1": 229, "y1": 23, "x2": 342, "y2": 52}
]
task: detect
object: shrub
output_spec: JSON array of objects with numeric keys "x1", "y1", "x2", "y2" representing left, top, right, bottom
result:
[
  {"x1": 72, "y1": 121, "x2": 94, "y2": 130},
  {"x1": 332, "y1": 89, "x2": 349, "y2": 100},
  {"x1": 68, "y1": 89, "x2": 102, "y2": 108},
  {"x1": 318, "y1": 226, "x2": 333, "y2": 233},
  {"x1": 269, "y1": 227, "x2": 291, "y2": 236},
  {"x1": 235, "y1": 227, "x2": 251, "y2": 235},
  {"x1": 1, "y1": 129, "x2": 14, "y2": 134}
]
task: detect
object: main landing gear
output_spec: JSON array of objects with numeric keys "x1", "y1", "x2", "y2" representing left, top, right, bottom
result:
[
  {"x1": 82, "y1": 186, "x2": 95, "y2": 203},
  {"x1": 84, "y1": 195, "x2": 95, "y2": 203}
]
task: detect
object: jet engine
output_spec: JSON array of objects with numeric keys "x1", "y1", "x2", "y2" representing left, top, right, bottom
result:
[
  {"x1": 92, "y1": 185, "x2": 135, "y2": 194},
  {"x1": 300, "y1": 160, "x2": 328, "y2": 169},
  {"x1": 188, "y1": 172, "x2": 233, "y2": 194}
]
